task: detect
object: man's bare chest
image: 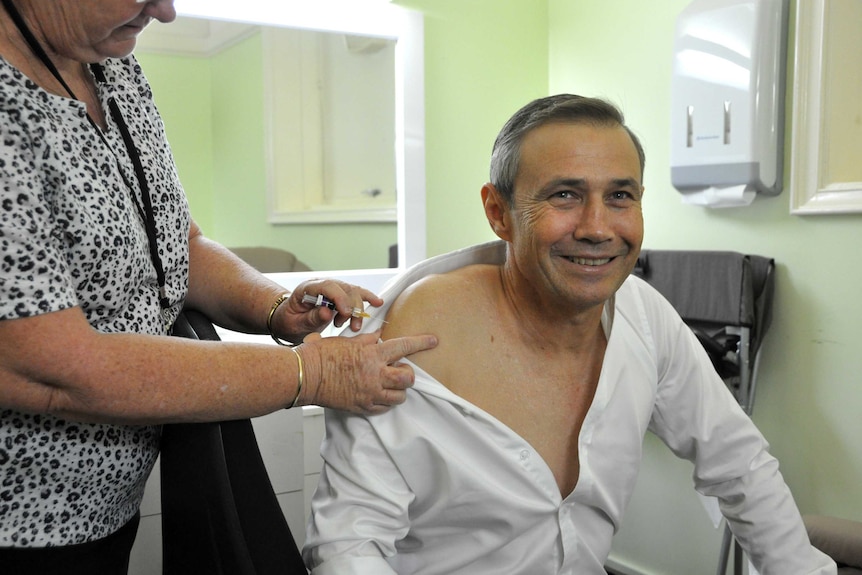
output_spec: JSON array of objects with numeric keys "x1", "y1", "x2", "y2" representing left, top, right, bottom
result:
[{"x1": 443, "y1": 348, "x2": 603, "y2": 496}]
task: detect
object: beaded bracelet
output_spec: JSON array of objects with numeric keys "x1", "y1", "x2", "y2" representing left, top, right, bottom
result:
[
  {"x1": 267, "y1": 292, "x2": 292, "y2": 346},
  {"x1": 289, "y1": 346, "x2": 304, "y2": 408}
]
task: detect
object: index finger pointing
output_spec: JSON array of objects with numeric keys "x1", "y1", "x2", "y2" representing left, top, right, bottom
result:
[{"x1": 379, "y1": 334, "x2": 438, "y2": 363}]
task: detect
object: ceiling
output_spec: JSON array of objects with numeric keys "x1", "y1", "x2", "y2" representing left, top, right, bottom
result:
[{"x1": 136, "y1": 16, "x2": 258, "y2": 57}]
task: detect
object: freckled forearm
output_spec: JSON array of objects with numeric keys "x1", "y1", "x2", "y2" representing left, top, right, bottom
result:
[{"x1": 2, "y1": 332, "x2": 300, "y2": 425}]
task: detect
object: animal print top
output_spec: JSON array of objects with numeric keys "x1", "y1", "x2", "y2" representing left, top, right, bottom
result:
[{"x1": 0, "y1": 55, "x2": 190, "y2": 546}]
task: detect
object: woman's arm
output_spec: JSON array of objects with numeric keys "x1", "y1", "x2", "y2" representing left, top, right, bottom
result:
[
  {"x1": 0, "y1": 220, "x2": 436, "y2": 424},
  {"x1": 183, "y1": 220, "x2": 381, "y2": 342},
  {"x1": 0, "y1": 303, "x2": 435, "y2": 424}
]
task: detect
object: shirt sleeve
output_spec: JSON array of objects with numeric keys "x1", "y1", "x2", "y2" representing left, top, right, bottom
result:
[
  {"x1": 303, "y1": 408, "x2": 408, "y2": 575},
  {"x1": 644, "y1": 289, "x2": 836, "y2": 575}
]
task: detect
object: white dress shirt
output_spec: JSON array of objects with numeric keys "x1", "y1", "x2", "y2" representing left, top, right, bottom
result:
[{"x1": 303, "y1": 241, "x2": 835, "y2": 575}]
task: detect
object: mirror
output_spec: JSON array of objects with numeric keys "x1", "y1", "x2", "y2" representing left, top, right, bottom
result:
[
  {"x1": 262, "y1": 28, "x2": 398, "y2": 223},
  {"x1": 135, "y1": 1, "x2": 425, "y2": 271}
]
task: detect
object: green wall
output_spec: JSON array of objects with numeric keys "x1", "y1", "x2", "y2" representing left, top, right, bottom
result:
[
  {"x1": 397, "y1": 0, "x2": 550, "y2": 257},
  {"x1": 138, "y1": 52, "x2": 214, "y2": 231}
]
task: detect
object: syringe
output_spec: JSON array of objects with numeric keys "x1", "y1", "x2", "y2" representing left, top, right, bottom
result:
[{"x1": 301, "y1": 293, "x2": 386, "y2": 322}]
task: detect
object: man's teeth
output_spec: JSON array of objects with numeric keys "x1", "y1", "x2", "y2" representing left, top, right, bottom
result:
[{"x1": 568, "y1": 257, "x2": 611, "y2": 266}]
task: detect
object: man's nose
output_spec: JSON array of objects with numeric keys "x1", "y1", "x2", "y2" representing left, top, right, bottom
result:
[{"x1": 573, "y1": 198, "x2": 611, "y2": 242}]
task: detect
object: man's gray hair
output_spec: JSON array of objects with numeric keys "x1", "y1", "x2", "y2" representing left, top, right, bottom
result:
[{"x1": 489, "y1": 94, "x2": 646, "y2": 205}]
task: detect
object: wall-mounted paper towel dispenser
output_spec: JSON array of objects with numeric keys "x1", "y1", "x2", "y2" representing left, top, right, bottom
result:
[{"x1": 670, "y1": 0, "x2": 789, "y2": 207}]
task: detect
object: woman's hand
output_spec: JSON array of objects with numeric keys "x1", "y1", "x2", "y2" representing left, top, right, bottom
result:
[
  {"x1": 293, "y1": 331, "x2": 438, "y2": 414},
  {"x1": 271, "y1": 279, "x2": 385, "y2": 343}
]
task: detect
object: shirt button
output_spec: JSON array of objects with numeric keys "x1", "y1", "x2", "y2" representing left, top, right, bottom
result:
[{"x1": 519, "y1": 449, "x2": 530, "y2": 461}]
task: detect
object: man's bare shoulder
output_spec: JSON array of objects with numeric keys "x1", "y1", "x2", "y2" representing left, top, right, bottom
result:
[
  {"x1": 381, "y1": 264, "x2": 499, "y2": 369},
  {"x1": 386, "y1": 265, "x2": 496, "y2": 328}
]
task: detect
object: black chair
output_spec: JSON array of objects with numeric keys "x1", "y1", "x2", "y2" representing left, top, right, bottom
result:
[
  {"x1": 633, "y1": 250, "x2": 775, "y2": 415},
  {"x1": 161, "y1": 309, "x2": 308, "y2": 574},
  {"x1": 633, "y1": 250, "x2": 775, "y2": 575}
]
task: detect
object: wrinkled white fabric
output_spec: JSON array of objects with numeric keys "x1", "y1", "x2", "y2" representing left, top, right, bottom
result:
[{"x1": 304, "y1": 241, "x2": 835, "y2": 575}]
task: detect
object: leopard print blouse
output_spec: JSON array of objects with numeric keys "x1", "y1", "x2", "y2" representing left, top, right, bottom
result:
[{"x1": 0, "y1": 55, "x2": 190, "y2": 546}]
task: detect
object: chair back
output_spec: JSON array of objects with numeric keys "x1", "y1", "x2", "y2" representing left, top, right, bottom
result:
[
  {"x1": 227, "y1": 247, "x2": 311, "y2": 273},
  {"x1": 633, "y1": 250, "x2": 775, "y2": 412},
  {"x1": 633, "y1": 250, "x2": 774, "y2": 346}
]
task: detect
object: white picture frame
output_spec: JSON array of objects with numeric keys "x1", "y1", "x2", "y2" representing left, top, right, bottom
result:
[{"x1": 789, "y1": 0, "x2": 862, "y2": 214}]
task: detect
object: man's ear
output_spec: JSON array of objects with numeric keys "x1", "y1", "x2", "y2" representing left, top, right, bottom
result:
[{"x1": 481, "y1": 183, "x2": 512, "y2": 241}]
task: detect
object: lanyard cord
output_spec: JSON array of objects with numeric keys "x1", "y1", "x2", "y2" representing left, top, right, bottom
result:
[
  {"x1": 89, "y1": 63, "x2": 170, "y2": 310},
  {"x1": 2, "y1": 0, "x2": 170, "y2": 310}
]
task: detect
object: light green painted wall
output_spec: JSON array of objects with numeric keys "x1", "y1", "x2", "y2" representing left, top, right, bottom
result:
[
  {"x1": 547, "y1": 0, "x2": 862, "y2": 573},
  {"x1": 137, "y1": 52, "x2": 214, "y2": 232},
  {"x1": 396, "y1": 0, "x2": 550, "y2": 257}
]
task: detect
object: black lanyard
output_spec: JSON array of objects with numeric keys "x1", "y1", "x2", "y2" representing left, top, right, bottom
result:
[{"x1": 2, "y1": 0, "x2": 170, "y2": 311}]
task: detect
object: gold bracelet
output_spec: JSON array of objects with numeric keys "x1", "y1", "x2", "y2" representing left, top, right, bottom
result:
[
  {"x1": 289, "y1": 346, "x2": 304, "y2": 408},
  {"x1": 267, "y1": 292, "x2": 292, "y2": 346}
]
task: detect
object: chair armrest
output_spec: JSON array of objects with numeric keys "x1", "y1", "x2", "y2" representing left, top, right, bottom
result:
[{"x1": 804, "y1": 514, "x2": 862, "y2": 569}]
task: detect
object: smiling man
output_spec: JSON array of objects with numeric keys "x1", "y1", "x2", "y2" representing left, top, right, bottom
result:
[{"x1": 303, "y1": 95, "x2": 835, "y2": 575}]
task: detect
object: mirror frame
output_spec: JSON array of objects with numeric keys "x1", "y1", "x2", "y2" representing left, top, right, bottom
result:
[
  {"x1": 172, "y1": 0, "x2": 426, "y2": 268},
  {"x1": 789, "y1": 0, "x2": 862, "y2": 215}
]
